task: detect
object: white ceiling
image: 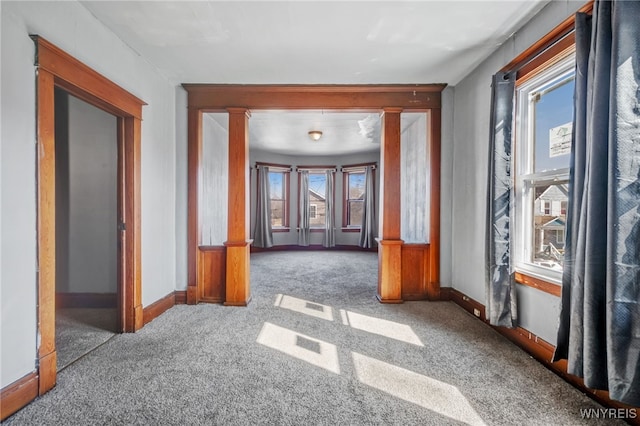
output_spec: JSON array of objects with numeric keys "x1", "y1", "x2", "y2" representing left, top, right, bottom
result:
[{"x1": 81, "y1": 0, "x2": 550, "y2": 155}]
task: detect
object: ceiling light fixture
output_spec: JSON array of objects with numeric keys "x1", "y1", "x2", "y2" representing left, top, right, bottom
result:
[{"x1": 308, "y1": 130, "x2": 323, "y2": 141}]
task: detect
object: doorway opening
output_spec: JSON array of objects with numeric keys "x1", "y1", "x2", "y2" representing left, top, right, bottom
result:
[
  {"x1": 34, "y1": 36, "x2": 145, "y2": 395},
  {"x1": 54, "y1": 89, "x2": 119, "y2": 371}
]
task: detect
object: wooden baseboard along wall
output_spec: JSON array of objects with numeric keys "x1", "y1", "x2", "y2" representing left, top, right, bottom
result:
[
  {"x1": 0, "y1": 372, "x2": 38, "y2": 421},
  {"x1": 441, "y1": 287, "x2": 640, "y2": 424}
]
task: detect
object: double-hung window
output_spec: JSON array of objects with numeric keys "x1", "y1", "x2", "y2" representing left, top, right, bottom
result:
[
  {"x1": 514, "y1": 53, "x2": 575, "y2": 283},
  {"x1": 308, "y1": 171, "x2": 327, "y2": 228},
  {"x1": 343, "y1": 168, "x2": 366, "y2": 228},
  {"x1": 260, "y1": 163, "x2": 290, "y2": 230}
]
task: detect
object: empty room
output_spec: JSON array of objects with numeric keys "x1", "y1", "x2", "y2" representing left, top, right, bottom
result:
[{"x1": 1, "y1": 0, "x2": 639, "y2": 424}]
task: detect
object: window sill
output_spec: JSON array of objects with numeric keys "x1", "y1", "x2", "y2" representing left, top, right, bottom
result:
[
  {"x1": 514, "y1": 271, "x2": 561, "y2": 297},
  {"x1": 341, "y1": 227, "x2": 361, "y2": 233},
  {"x1": 272, "y1": 227, "x2": 290, "y2": 233}
]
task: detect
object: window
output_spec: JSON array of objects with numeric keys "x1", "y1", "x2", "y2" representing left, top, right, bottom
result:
[
  {"x1": 515, "y1": 53, "x2": 574, "y2": 281},
  {"x1": 308, "y1": 172, "x2": 327, "y2": 227},
  {"x1": 258, "y1": 163, "x2": 290, "y2": 230},
  {"x1": 343, "y1": 169, "x2": 366, "y2": 228}
]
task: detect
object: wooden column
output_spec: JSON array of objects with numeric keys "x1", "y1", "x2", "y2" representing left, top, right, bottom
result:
[
  {"x1": 377, "y1": 108, "x2": 403, "y2": 303},
  {"x1": 224, "y1": 108, "x2": 252, "y2": 306},
  {"x1": 187, "y1": 108, "x2": 202, "y2": 304}
]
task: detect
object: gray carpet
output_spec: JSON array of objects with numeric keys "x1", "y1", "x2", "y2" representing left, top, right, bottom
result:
[
  {"x1": 5, "y1": 251, "x2": 622, "y2": 425},
  {"x1": 56, "y1": 308, "x2": 117, "y2": 371}
]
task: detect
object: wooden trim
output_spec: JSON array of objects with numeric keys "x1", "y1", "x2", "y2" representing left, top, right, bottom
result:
[
  {"x1": 446, "y1": 288, "x2": 487, "y2": 321},
  {"x1": 55, "y1": 293, "x2": 118, "y2": 309},
  {"x1": 515, "y1": 272, "x2": 562, "y2": 297},
  {"x1": 427, "y1": 109, "x2": 441, "y2": 301},
  {"x1": 187, "y1": 84, "x2": 442, "y2": 307},
  {"x1": 33, "y1": 36, "x2": 146, "y2": 397},
  {"x1": 33, "y1": 36, "x2": 145, "y2": 119},
  {"x1": 187, "y1": 108, "x2": 202, "y2": 304},
  {"x1": 250, "y1": 244, "x2": 377, "y2": 253},
  {"x1": 36, "y1": 68, "x2": 57, "y2": 395},
  {"x1": 182, "y1": 84, "x2": 445, "y2": 110},
  {"x1": 0, "y1": 372, "x2": 38, "y2": 421},
  {"x1": 123, "y1": 117, "x2": 143, "y2": 332},
  {"x1": 500, "y1": 1, "x2": 593, "y2": 75},
  {"x1": 446, "y1": 287, "x2": 640, "y2": 422},
  {"x1": 143, "y1": 292, "x2": 176, "y2": 326},
  {"x1": 174, "y1": 290, "x2": 187, "y2": 305},
  {"x1": 341, "y1": 162, "x2": 377, "y2": 170},
  {"x1": 255, "y1": 161, "x2": 292, "y2": 171}
]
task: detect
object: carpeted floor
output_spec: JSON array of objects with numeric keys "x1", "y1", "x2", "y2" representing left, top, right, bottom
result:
[
  {"x1": 4, "y1": 251, "x2": 622, "y2": 425},
  {"x1": 56, "y1": 308, "x2": 117, "y2": 371}
]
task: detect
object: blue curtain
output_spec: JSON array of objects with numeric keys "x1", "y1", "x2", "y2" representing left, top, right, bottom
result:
[
  {"x1": 359, "y1": 166, "x2": 376, "y2": 248},
  {"x1": 485, "y1": 70, "x2": 518, "y2": 327},
  {"x1": 553, "y1": 1, "x2": 640, "y2": 406},
  {"x1": 253, "y1": 166, "x2": 273, "y2": 248}
]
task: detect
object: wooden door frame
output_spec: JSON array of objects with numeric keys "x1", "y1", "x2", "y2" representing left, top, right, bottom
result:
[
  {"x1": 182, "y1": 84, "x2": 445, "y2": 305},
  {"x1": 33, "y1": 36, "x2": 146, "y2": 395}
]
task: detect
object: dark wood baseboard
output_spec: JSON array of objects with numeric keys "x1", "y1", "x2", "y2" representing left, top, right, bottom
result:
[
  {"x1": 143, "y1": 292, "x2": 176, "y2": 326},
  {"x1": 56, "y1": 292, "x2": 117, "y2": 309},
  {"x1": 250, "y1": 244, "x2": 377, "y2": 253},
  {"x1": 0, "y1": 372, "x2": 38, "y2": 421},
  {"x1": 174, "y1": 290, "x2": 187, "y2": 305},
  {"x1": 442, "y1": 287, "x2": 640, "y2": 424}
]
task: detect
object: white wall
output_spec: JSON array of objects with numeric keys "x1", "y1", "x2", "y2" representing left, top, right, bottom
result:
[
  {"x1": 440, "y1": 87, "x2": 455, "y2": 288},
  {"x1": 175, "y1": 87, "x2": 188, "y2": 291},
  {"x1": 56, "y1": 93, "x2": 118, "y2": 294},
  {"x1": 0, "y1": 1, "x2": 179, "y2": 388},
  {"x1": 249, "y1": 149, "x2": 380, "y2": 247},
  {"x1": 450, "y1": 0, "x2": 585, "y2": 344}
]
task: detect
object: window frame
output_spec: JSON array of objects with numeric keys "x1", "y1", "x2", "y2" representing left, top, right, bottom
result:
[
  {"x1": 256, "y1": 162, "x2": 291, "y2": 232},
  {"x1": 297, "y1": 166, "x2": 336, "y2": 232},
  {"x1": 502, "y1": 2, "x2": 593, "y2": 294},
  {"x1": 341, "y1": 163, "x2": 376, "y2": 232},
  {"x1": 514, "y1": 51, "x2": 574, "y2": 285}
]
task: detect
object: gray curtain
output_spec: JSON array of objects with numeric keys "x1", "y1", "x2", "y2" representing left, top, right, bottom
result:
[
  {"x1": 359, "y1": 166, "x2": 376, "y2": 248},
  {"x1": 485, "y1": 70, "x2": 517, "y2": 328},
  {"x1": 253, "y1": 166, "x2": 273, "y2": 248},
  {"x1": 298, "y1": 170, "x2": 311, "y2": 246},
  {"x1": 323, "y1": 171, "x2": 336, "y2": 248},
  {"x1": 553, "y1": 1, "x2": 640, "y2": 406}
]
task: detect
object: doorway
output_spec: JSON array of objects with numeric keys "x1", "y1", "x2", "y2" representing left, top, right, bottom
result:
[
  {"x1": 34, "y1": 36, "x2": 145, "y2": 395},
  {"x1": 54, "y1": 89, "x2": 119, "y2": 371}
]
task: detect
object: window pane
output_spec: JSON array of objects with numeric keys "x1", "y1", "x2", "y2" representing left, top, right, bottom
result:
[
  {"x1": 271, "y1": 200, "x2": 284, "y2": 227},
  {"x1": 309, "y1": 173, "x2": 326, "y2": 227},
  {"x1": 269, "y1": 171, "x2": 285, "y2": 227},
  {"x1": 533, "y1": 76, "x2": 574, "y2": 173},
  {"x1": 349, "y1": 200, "x2": 363, "y2": 226},
  {"x1": 531, "y1": 181, "x2": 568, "y2": 270},
  {"x1": 348, "y1": 173, "x2": 365, "y2": 199}
]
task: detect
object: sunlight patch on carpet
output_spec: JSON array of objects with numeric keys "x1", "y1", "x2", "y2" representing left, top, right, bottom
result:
[
  {"x1": 274, "y1": 294, "x2": 334, "y2": 321},
  {"x1": 342, "y1": 309, "x2": 424, "y2": 346},
  {"x1": 257, "y1": 322, "x2": 340, "y2": 374},
  {"x1": 352, "y1": 352, "x2": 486, "y2": 426}
]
